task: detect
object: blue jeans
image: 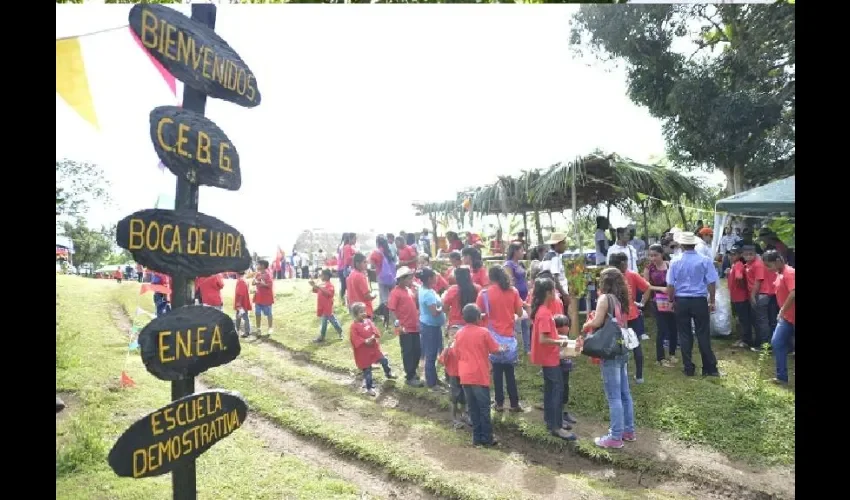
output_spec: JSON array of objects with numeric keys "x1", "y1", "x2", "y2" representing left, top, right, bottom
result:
[
  {"x1": 235, "y1": 310, "x2": 251, "y2": 335},
  {"x1": 542, "y1": 366, "x2": 564, "y2": 432},
  {"x1": 363, "y1": 357, "x2": 391, "y2": 390},
  {"x1": 771, "y1": 319, "x2": 795, "y2": 382},
  {"x1": 420, "y1": 323, "x2": 444, "y2": 387},
  {"x1": 515, "y1": 318, "x2": 531, "y2": 354},
  {"x1": 492, "y1": 363, "x2": 519, "y2": 408},
  {"x1": 601, "y1": 354, "x2": 635, "y2": 440},
  {"x1": 319, "y1": 314, "x2": 343, "y2": 339},
  {"x1": 463, "y1": 385, "x2": 494, "y2": 445}
]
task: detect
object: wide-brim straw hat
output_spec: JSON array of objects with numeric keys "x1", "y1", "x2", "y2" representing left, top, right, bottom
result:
[
  {"x1": 544, "y1": 232, "x2": 567, "y2": 245},
  {"x1": 674, "y1": 231, "x2": 698, "y2": 245},
  {"x1": 395, "y1": 266, "x2": 414, "y2": 279}
]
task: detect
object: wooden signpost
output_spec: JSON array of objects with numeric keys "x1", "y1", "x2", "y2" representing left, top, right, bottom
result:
[
  {"x1": 108, "y1": 4, "x2": 260, "y2": 500},
  {"x1": 107, "y1": 390, "x2": 248, "y2": 479},
  {"x1": 149, "y1": 106, "x2": 242, "y2": 191}
]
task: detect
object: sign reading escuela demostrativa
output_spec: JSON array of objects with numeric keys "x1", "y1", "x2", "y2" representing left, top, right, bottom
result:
[
  {"x1": 108, "y1": 390, "x2": 248, "y2": 479},
  {"x1": 150, "y1": 106, "x2": 241, "y2": 191},
  {"x1": 129, "y1": 4, "x2": 262, "y2": 108},
  {"x1": 116, "y1": 209, "x2": 252, "y2": 277},
  {"x1": 138, "y1": 305, "x2": 241, "y2": 381}
]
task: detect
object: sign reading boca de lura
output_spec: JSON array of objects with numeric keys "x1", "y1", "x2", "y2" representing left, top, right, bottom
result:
[{"x1": 108, "y1": 4, "x2": 260, "y2": 499}]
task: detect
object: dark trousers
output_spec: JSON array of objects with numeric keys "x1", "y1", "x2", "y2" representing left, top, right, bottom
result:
[
  {"x1": 627, "y1": 318, "x2": 645, "y2": 379},
  {"x1": 732, "y1": 300, "x2": 753, "y2": 346},
  {"x1": 301, "y1": 266, "x2": 310, "y2": 279},
  {"x1": 363, "y1": 357, "x2": 391, "y2": 390},
  {"x1": 339, "y1": 268, "x2": 350, "y2": 301},
  {"x1": 492, "y1": 363, "x2": 519, "y2": 408},
  {"x1": 674, "y1": 297, "x2": 718, "y2": 375},
  {"x1": 542, "y1": 366, "x2": 564, "y2": 432},
  {"x1": 562, "y1": 363, "x2": 571, "y2": 408},
  {"x1": 752, "y1": 294, "x2": 771, "y2": 348},
  {"x1": 655, "y1": 310, "x2": 678, "y2": 361},
  {"x1": 767, "y1": 295, "x2": 779, "y2": 334},
  {"x1": 463, "y1": 385, "x2": 494, "y2": 445},
  {"x1": 399, "y1": 333, "x2": 422, "y2": 381}
]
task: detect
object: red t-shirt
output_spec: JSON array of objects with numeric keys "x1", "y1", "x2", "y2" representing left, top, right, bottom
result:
[
  {"x1": 624, "y1": 270, "x2": 650, "y2": 322},
  {"x1": 253, "y1": 269, "x2": 275, "y2": 305},
  {"x1": 438, "y1": 346, "x2": 460, "y2": 377},
  {"x1": 444, "y1": 266, "x2": 457, "y2": 285},
  {"x1": 442, "y1": 283, "x2": 482, "y2": 325},
  {"x1": 314, "y1": 280, "x2": 335, "y2": 317},
  {"x1": 745, "y1": 258, "x2": 774, "y2": 295},
  {"x1": 234, "y1": 278, "x2": 252, "y2": 311},
  {"x1": 527, "y1": 292, "x2": 563, "y2": 316},
  {"x1": 342, "y1": 244, "x2": 355, "y2": 269},
  {"x1": 346, "y1": 270, "x2": 373, "y2": 316},
  {"x1": 398, "y1": 245, "x2": 418, "y2": 269},
  {"x1": 727, "y1": 261, "x2": 748, "y2": 303},
  {"x1": 476, "y1": 285, "x2": 522, "y2": 336},
  {"x1": 454, "y1": 324, "x2": 500, "y2": 386},
  {"x1": 530, "y1": 304, "x2": 560, "y2": 367},
  {"x1": 350, "y1": 319, "x2": 384, "y2": 370},
  {"x1": 449, "y1": 240, "x2": 464, "y2": 251},
  {"x1": 387, "y1": 286, "x2": 419, "y2": 333},
  {"x1": 471, "y1": 267, "x2": 490, "y2": 287},
  {"x1": 197, "y1": 274, "x2": 224, "y2": 306},
  {"x1": 115, "y1": 270, "x2": 123, "y2": 279},
  {"x1": 774, "y1": 265, "x2": 795, "y2": 325},
  {"x1": 369, "y1": 250, "x2": 383, "y2": 277},
  {"x1": 763, "y1": 269, "x2": 777, "y2": 296},
  {"x1": 434, "y1": 273, "x2": 449, "y2": 295}
]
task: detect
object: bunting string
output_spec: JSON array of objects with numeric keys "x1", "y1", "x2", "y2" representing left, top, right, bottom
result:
[
  {"x1": 55, "y1": 25, "x2": 129, "y2": 42},
  {"x1": 635, "y1": 192, "x2": 794, "y2": 221}
]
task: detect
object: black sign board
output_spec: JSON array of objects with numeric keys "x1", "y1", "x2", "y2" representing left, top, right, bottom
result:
[
  {"x1": 150, "y1": 106, "x2": 241, "y2": 191},
  {"x1": 108, "y1": 390, "x2": 248, "y2": 479},
  {"x1": 138, "y1": 305, "x2": 241, "y2": 381},
  {"x1": 128, "y1": 4, "x2": 261, "y2": 108},
  {"x1": 116, "y1": 209, "x2": 252, "y2": 277}
]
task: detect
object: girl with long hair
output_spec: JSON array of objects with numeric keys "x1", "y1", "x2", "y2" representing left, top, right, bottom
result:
[
  {"x1": 417, "y1": 267, "x2": 447, "y2": 390},
  {"x1": 446, "y1": 231, "x2": 463, "y2": 252},
  {"x1": 529, "y1": 277, "x2": 575, "y2": 440},
  {"x1": 338, "y1": 233, "x2": 352, "y2": 301},
  {"x1": 504, "y1": 242, "x2": 531, "y2": 353},
  {"x1": 462, "y1": 247, "x2": 489, "y2": 287},
  {"x1": 581, "y1": 267, "x2": 636, "y2": 449},
  {"x1": 477, "y1": 266, "x2": 524, "y2": 412},
  {"x1": 442, "y1": 266, "x2": 481, "y2": 333},
  {"x1": 643, "y1": 244, "x2": 677, "y2": 367}
]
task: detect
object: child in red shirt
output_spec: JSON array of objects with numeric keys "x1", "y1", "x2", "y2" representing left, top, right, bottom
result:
[
  {"x1": 438, "y1": 326, "x2": 471, "y2": 428},
  {"x1": 310, "y1": 269, "x2": 343, "y2": 342},
  {"x1": 197, "y1": 273, "x2": 225, "y2": 309},
  {"x1": 234, "y1": 271, "x2": 252, "y2": 338},
  {"x1": 726, "y1": 247, "x2": 753, "y2": 348},
  {"x1": 346, "y1": 253, "x2": 375, "y2": 318},
  {"x1": 253, "y1": 259, "x2": 275, "y2": 336},
  {"x1": 453, "y1": 303, "x2": 506, "y2": 447},
  {"x1": 387, "y1": 267, "x2": 423, "y2": 386},
  {"x1": 349, "y1": 302, "x2": 396, "y2": 396}
]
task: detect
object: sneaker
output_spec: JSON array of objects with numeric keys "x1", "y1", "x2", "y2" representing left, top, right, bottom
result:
[
  {"x1": 594, "y1": 435, "x2": 624, "y2": 449},
  {"x1": 563, "y1": 412, "x2": 577, "y2": 424},
  {"x1": 476, "y1": 438, "x2": 500, "y2": 448},
  {"x1": 241, "y1": 332, "x2": 251, "y2": 338},
  {"x1": 622, "y1": 432, "x2": 636, "y2": 442},
  {"x1": 551, "y1": 428, "x2": 577, "y2": 441},
  {"x1": 405, "y1": 379, "x2": 424, "y2": 388},
  {"x1": 634, "y1": 377, "x2": 645, "y2": 384},
  {"x1": 365, "y1": 388, "x2": 377, "y2": 397},
  {"x1": 461, "y1": 414, "x2": 473, "y2": 426},
  {"x1": 658, "y1": 359, "x2": 673, "y2": 368},
  {"x1": 640, "y1": 334, "x2": 650, "y2": 341},
  {"x1": 668, "y1": 356, "x2": 678, "y2": 363},
  {"x1": 533, "y1": 403, "x2": 545, "y2": 411},
  {"x1": 493, "y1": 404, "x2": 505, "y2": 412},
  {"x1": 384, "y1": 372, "x2": 397, "y2": 380},
  {"x1": 508, "y1": 405, "x2": 525, "y2": 413},
  {"x1": 312, "y1": 337, "x2": 325, "y2": 343},
  {"x1": 733, "y1": 341, "x2": 748, "y2": 348},
  {"x1": 561, "y1": 421, "x2": 573, "y2": 431},
  {"x1": 255, "y1": 330, "x2": 263, "y2": 337},
  {"x1": 267, "y1": 328, "x2": 274, "y2": 336}
]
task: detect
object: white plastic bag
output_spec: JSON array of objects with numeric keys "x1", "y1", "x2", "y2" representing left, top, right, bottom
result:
[{"x1": 710, "y1": 283, "x2": 732, "y2": 337}]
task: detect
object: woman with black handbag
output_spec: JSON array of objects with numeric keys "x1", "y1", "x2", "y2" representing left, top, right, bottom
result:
[{"x1": 581, "y1": 268, "x2": 636, "y2": 449}]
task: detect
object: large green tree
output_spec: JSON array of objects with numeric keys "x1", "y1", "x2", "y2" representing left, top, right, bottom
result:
[
  {"x1": 56, "y1": 159, "x2": 111, "y2": 220},
  {"x1": 571, "y1": 2, "x2": 795, "y2": 193},
  {"x1": 61, "y1": 219, "x2": 115, "y2": 269}
]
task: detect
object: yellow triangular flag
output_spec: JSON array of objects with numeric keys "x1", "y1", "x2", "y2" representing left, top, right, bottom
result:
[{"x1": 56, "y1": 37, "x2": 99, "y2": 130}]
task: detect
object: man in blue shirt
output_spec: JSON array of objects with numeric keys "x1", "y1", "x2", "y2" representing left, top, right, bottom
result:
[{"x1": 666, "y1": 232, "x2": 720, "y2": 377}]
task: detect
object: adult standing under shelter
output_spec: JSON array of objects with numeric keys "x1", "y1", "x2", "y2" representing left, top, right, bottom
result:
[
  {"x1": 665, "y1": 232, "x2": 721, "y2": 377},
  {"x1": 607, "y1": 228, "x2": 638, "y2": 273}
]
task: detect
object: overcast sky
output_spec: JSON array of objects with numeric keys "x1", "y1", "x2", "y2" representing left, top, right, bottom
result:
[{"x1": 57, "y1": 4, "x2": 722, "y2": 255}]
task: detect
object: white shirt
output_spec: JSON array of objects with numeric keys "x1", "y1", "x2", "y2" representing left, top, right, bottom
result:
[
  {"x1": 696, "y1": 239, "x2": 714, "y2": 261},
  {"x1": 594, "y1": 229, "x2": 608, "y2": 265},
  {"x1": 718, "y1": 234, "x2": 741, "y2": 255},
  {"x1": 543, "y1": 250, "x2": 569, "y2": 294},
  {"x1": 606, "y1": 243, "x2": 638, "y2": 273},
  {"x1": 313, "y1": 252, "x2": 324, "y2": 268},
  {"x1": 292, "y1": 254, "x2": 302, "y2": 267},
  {"x1": 630, "y1": 237, "x2": 646, "y2": 259}
]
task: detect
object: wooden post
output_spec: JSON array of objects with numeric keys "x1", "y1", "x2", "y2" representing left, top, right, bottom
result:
[
  {"x1": 642, "y1": 201, "x2": 649, "y2": 242},
  {"x1": 169, "y1": 5, "x2": 215, "y2": 500},
  {"x1": 533, "y1": 210, "x2": 543, "y2": 246},
  {"x1": 569, "y1": 161, "x2": 579, "y2": 336},
  {"x1": 429, "y1": 214, "x2": 438, "y2": 257}
]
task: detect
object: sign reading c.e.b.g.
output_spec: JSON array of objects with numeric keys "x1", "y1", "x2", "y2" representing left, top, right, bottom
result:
[
  {"x1": 108, "y1": 390, "x2": 248, "y2": 479},
  {"x1": 138, "y1": 305, "x2": 241, "y2": 381},
  {"x1": 150, "y1": 106, "x2": 241, "y2": 191},
  {"x1": 128, "y1": 4, "x2": 261, "y2": 108},
  {"x1": 116, "y1": 209, "x2": 252, "y2": 277}
]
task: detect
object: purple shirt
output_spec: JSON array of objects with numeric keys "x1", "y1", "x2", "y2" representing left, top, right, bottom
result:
[{"x1": 504, "y1": 259, "x2": 528, "y2": 300}]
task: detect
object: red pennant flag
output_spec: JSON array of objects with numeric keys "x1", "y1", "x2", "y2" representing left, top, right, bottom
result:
[
  {"x1": 129, "y1": 27, "x2": 177, "y2": 96},
  {"x1": 140, "y1": 283, "x2": 171, "y2": 296},
  {"x1": 120, "y1": 371, "x2": 136, "y2": 388}
]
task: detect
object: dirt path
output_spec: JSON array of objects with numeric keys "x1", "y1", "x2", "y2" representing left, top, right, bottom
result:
[
  {"x1": 252, "y1": 336, "x2": 794, "y2": 500},
  {"x1": 110, "y1": 305, "x2": 430, "y2": 500}
]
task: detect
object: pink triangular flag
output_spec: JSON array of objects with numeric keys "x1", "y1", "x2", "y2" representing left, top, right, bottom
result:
[
  {"x1": 129, "y1": 28, "x2": 176, "y2": 96},
  {"x1": 120, "y1": 371, "x2": 136, "y2": 388}
]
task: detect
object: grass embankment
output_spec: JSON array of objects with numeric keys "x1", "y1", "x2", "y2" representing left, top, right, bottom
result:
[
  {"x1": 56, "y1": 276, "x2": 364, "y2": 500},
  {"x1": 121, "y1": 278, "x2": 793, "y2": 468}
]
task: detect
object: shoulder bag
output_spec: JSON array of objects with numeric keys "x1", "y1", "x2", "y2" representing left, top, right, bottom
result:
[
  {"x1": 581, "y1": 295, "x2": 628, "y2": 360},
  {"x1": 482, "y1": 289, "x2": 518, "y2": 365}
]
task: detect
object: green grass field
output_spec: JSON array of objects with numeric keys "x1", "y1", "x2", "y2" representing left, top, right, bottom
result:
[{"x1": 59, "y1": 275, "x2": 795, "y2": 499}]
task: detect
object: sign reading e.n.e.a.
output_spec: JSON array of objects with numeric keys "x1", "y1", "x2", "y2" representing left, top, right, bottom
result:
[
  {"x1": 108, "y1": 390, "x2": 248, "y2": 479},
  {"x1": 128, "y1": 4, "x2": 261, "y2": 108},
  {"x1": 150, "y1": 106, "x2": 241, "y2": 191},
  {"x1": 138, "y1": 305, "x2": 241, "y2": 381},
  {"x1": 116, "y1": 209, "x2": 252, "y2": 277}
]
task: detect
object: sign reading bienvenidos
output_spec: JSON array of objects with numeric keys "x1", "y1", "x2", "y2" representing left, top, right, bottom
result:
[
  {"x1": 116, "y1": 209, "x2": 252, "y2": 277},
  {"x1": 138, "y1": 305, "x2": 241, "y2": 381},
  {"x1": 150, "y1": 106, "x2": 241, "y2": 191},
  {"x1": 128, "y1": 4, "x2": 261, "y2": 108},
  {"x1": 108, "y1": 390, "x2": 248, "y2": 479}
]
